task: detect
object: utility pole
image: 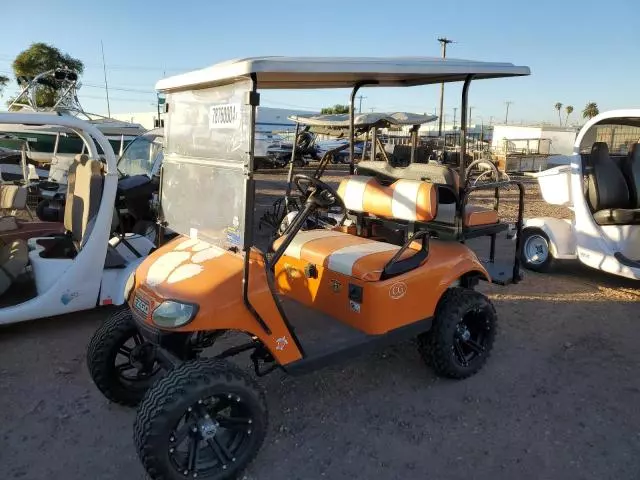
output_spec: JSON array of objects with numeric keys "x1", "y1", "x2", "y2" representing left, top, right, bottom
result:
[
  {"x1": 100, "y1": 40, "x2": 111, "y2": 117},
  {"x1": 504, "y1": 101, "x2": 513, "y2": 124},
  {"x1": 437, "y1": 37, "x2": 454, "y2": 137},
  {"x1": 357, "y1": 95, "x2": 366, "y2": 113},
  {"x1": 453, "y1": 107, "x2": 458, "y2": 130}
]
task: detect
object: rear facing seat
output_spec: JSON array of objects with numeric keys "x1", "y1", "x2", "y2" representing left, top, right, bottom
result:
[
  {"x1": 586, "y1": 143, "x2": 640, "y2": 225},
  {"x1": 339, "y1": 174, "x2": 499, "y2": 229}
]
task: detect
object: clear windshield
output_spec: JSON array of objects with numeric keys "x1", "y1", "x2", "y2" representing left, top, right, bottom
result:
[{"x1": 117, "y1": 134, "x2": 163, "y2": 177}]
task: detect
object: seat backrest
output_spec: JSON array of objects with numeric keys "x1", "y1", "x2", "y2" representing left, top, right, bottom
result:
[
  {"x1": 27, "y1": 164, "x2": 39, "y2": 181},
  {"x1": 337, "y1": 175, "x2": 437, "y2": 223},
  {"x1": 0, "y1": 185, "x2": 27, "y2": 210},
  {"x1": 586, "y1": 142, "x2": 630, "y2": 211},
  {"x1": 622, "y1": 143, "x2": 640, "y2": 207},
  {"x1": 64, "y1": 154, "x2": 104, "y2": 243}
]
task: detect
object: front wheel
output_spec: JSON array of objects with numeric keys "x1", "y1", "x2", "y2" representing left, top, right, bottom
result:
[
  {"x1": 87, "y1": 308, "x2": 163, "y2": 406},
  {"x1": 134, "y1": 359, "x2": 268, "y2": 480},
  {"x1": 521, "y1": 228, "x2": 555, "y2": 272},
  {"x1": 417, "y1": 287, "x2": 497, "y2": 379}
]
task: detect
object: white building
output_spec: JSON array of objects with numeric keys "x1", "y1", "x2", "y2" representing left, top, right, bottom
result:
[{"x1": 491, "y1": 124, "x2": 578, "y2": 156}]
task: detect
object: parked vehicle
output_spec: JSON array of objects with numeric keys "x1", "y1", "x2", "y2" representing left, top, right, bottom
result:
[
  {"x1": 37, "y1": 129, "x2": 164, "y2": 243},
  {"x1": 86, "y1": 55, "x2": 530, "y2": 480},
  {"x1": 520, "y1": 110, "x2": 640, "y2": 280},
  {"x1": 0, "y1": 112, "x2": 155, "y2": 322},
  {"x1": 0, "y1": 68, "x2": 145, "y2": 166}
]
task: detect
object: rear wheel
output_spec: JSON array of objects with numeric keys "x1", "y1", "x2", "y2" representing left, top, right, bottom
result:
[
  {"x1": 87, "y1": 307, "x2": 163, "y2": 406},
  {"x1": 418, "y1": 287, "x2": 497, "y2": 379},
  {"x1": 521, "y1": 228, "x2": 555, "y2": 272},
  {"x1": 134, "y1": 359, "x2": 267, "y2": 480}
]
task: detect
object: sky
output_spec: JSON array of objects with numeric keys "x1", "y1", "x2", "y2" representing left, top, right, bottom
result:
[{"x1": 0, "y1": 0, "x2": 638, "y2": 126}]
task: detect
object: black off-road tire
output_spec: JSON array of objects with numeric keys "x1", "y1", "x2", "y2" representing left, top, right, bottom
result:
[
  {"x1": 417, "y1": 287, "x2": 497, "y2": 379},
  {"x1": 134, "y1": 359, "x2": 268, "y2": 480},
  {"x1": 87, "y1": 307, "x2": 160, "y2": 406}
]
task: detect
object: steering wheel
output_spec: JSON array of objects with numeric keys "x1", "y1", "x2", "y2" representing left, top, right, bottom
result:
[
  {"x1": 464, "y1": 159, "x2": 502, "y2": 189},
  {"x1": 293, "y1": 174, "x2": 345, "y2": 211}
]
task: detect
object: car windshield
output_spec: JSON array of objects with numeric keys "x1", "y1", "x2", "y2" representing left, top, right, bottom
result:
[{"x1": 117, "y1": 133, "x2": 163, "y2": 177}]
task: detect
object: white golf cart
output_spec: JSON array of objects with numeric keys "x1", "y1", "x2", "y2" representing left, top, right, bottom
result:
[
  {"x1": 0, "y1": 112, "x2": 155, "y2": 325},
  {"x1": 520, "y1": 109, "x2": 640, "y2": 279}
]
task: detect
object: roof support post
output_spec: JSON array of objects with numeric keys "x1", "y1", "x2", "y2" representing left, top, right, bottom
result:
[
  {"x1": 459, "y1": 74, "x2": 474, "y2": 186},
  {"x1": 285, "y1": 121, "x2": 301, "y2": 206},
  {"x1": 349, "y1": 81, "x2": 377, "y2": 174}
]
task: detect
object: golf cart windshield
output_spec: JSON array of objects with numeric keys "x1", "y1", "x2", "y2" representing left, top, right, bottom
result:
[
  {"x1": 159, "y1": 80, "x2": 253, "y2": 248},
  {"x1": 118, "y1": 132, "x2": 163, "y2": 177}
]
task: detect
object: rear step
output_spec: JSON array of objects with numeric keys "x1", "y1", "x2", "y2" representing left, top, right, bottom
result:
[
  {"x1": 279, "y1": 298, "x2": 431, "y2": 375},
  {"x1": 481, "y1": 260, "x2": 522, "y2": 286}
]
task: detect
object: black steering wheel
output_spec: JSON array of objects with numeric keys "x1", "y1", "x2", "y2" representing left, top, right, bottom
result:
[{"x1": 293, "y1": 174, "x2": 345, "y2": 211}]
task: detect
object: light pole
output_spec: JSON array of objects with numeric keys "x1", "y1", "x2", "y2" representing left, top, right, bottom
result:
[
  {"x1": 437, "y1": 37, "x2": 454, "y2": 137},
  {"x1": 504, "y1": 101, "x2": 513, "y2": 124},
  {"x1": 357, "y1": 95, "x2": 366, "y2": 113}
]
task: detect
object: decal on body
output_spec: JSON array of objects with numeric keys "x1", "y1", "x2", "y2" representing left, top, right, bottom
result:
[
  {"x1": 389, "y1": 282, "x2": 407, "y2": 299},
  {"x1": 146, "y1": 238, "x2": 225, "y2": 286}
]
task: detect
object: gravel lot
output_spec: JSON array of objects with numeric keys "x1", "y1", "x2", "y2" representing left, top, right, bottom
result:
[{"x1": 1, "y1": 170, "x2": 639, "y2": 480}]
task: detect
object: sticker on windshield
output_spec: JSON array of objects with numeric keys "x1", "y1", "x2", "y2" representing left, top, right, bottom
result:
[{"x1": 209, "y1": 103, "x2": 240, "y2": 129}]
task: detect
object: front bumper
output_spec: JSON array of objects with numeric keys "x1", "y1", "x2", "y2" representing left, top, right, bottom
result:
[{"x1": 131, "y1": 310, "x2": 193, "y2": 358}]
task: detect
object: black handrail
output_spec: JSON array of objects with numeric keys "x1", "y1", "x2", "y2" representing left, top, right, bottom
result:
[
  {"x1": 461, "y1": 180, "x2": 525, "y2": 283},
  {"x1": 380, "y1": 230, "x2": 430, "y2": 280}
]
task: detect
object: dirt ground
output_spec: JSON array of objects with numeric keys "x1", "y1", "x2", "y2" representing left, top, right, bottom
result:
[{"x1": 1, "y1": 170, "x2": 639, "y2": 480}]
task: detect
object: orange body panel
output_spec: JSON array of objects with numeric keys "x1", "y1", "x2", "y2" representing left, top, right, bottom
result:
[
  {"x1": 464, "y1": 205, "x2": 499, "y2": 226},
  {"x1": 129, "y1": 237, "x2": 303, "y2": 365},
  {"x1": 274, "y1": 239, "x2": 489, "y2": 335}
]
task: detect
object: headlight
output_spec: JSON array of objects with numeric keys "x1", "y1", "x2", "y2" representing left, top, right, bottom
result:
[
  {"x1": 152, "y1": 301, "x2": 198, "y2": 328},
  {"x1": 124, "y1": 272, "x2": 135, "y2": 301}
]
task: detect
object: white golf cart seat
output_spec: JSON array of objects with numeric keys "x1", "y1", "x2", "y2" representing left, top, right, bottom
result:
[
  {"x1": 586, "y1": 142, "x2": 640, "y2": 225},
  {"x1": 274, "y1": 177, "x2": 437, "y2": 281},
  {"x1": 28, "y1": 154, "x2": 105, "y2": 293},
  {"x1": 28, "y1": 154, "x2": 103, "y2": 256}
]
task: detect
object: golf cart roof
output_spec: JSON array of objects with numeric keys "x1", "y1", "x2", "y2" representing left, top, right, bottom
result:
[
  {"x1": 156, "y1": 56, "x2": 531, "y2": 92},
  {"x1": 289, "y1": 112, "x2": 438, "y2": 128}
]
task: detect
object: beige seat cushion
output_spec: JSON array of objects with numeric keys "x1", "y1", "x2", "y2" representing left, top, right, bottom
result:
[
  {"x1": 0, "y1": 240, "x2": 28, "y2": 295},
  {"x1": 64, "y1": 154, "x2": 104, "y2": 244},
  {"x1": 0, "y1": 185, "x2": 27, "y2": 210}
]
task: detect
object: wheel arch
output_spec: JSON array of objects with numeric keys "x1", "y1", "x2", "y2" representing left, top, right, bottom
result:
[{"x1": 522, "y1": 217, "x2": 577, "y2": 259}]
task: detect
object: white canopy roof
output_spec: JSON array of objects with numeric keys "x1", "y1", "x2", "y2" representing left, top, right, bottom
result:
[
  {"x1": 289, "y1": 112, "x2": 438, "y2": 128},
  {"x1": 156, "y1": 56, "x2": 530, "y2": 92}
]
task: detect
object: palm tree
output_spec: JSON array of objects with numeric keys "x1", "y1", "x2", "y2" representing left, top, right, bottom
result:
[
  {"x1": 565, "y1": 105, "x2": 574, "y2": 126},
  {"x1": 583, "y1": 102, "x2": 599, "y2": 120},
  {"x1": 0, "y1": 74, "x2": 8, "y2": 96},
  {"x1": 554, "y1": 102, "x2": 563, "y2": 125}
]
